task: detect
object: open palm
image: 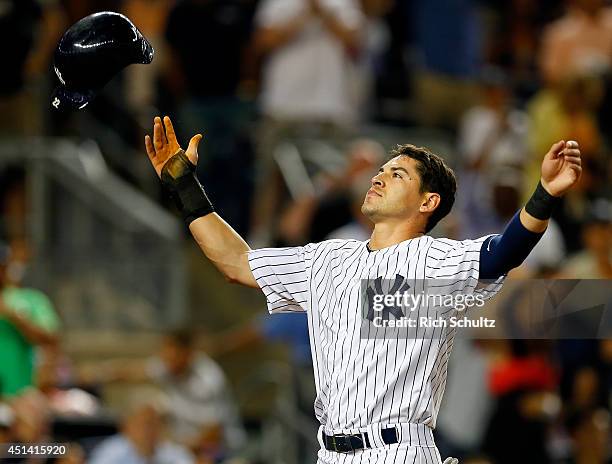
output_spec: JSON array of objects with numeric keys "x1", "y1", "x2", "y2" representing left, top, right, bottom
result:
[
  {"x1": 541, "y1": 140, "x2": 582, "y2": 197},
  {"x1": 144, "y1": 116, "x2": 202, "y2": 178}
]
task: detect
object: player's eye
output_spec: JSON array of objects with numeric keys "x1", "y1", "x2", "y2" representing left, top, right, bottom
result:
[{"x1": 393, "y1": 172, "x2": 402, "y2": 179}]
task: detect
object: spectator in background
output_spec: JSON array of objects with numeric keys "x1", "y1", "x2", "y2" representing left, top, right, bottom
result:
[
  {"x1": 147, "y1": 330, "x2": 246, "y2": 457},
  {"x1": 278, "y1": 138, "x2": 383, "y2": 244},
  {"x1": 350, "y1": 0, "x2": 393, "y2": 119},
  {"x1": 121, "y1": 0, "x2": 175, "y2": 119},
  {"x1": 0, "y1": 0, "x2": 66, "y2": 137},
  {"x1": 210, "y1": 312, "x2": 316, "y2": 427},
  {"x1": 561, "y1": 203, "x2": 612, "y2": 278},
  {"x1": 81, "y1": 329, "x2": 246, "y2": 459},
  {"x1": 209, "y1": 312, "x2": 318, "y2": 463},
  {"x1": 539, "y1": 0, "x2": 612, "y2": 85},
  {"x1": 0, "y1": 243, "x2": 60, "y2": 398},
  {"x1": 36, "y1": 344, "x2": 101, "y2": 418},
  {"x1": 458, "y1": 166, "x2": 565, "y2": 275},
  {"x1": 435, "y1": 339, "x2": 493, "y2": 461},
  {"x1": 163, "y1": 0, "x2": 258, "y2": 234},
  {"x1": 458, "y1": 68, "x2": 528, "y2": 173},
  {"x1": 164, "y1": 0, "x2": 256, "y2": 106},
  {"x1": 212, "y1": 313, "x2": 311, "y2": 372},
  {"x1": 565, "y1": 408, "x2": 610, "y2": 464},
  {"x1": 88, "y1": 399, "x2": 194, "y2": 464},
  {"x1": 483, "y1": 340, "x2": 559, "y2": 464},
  {"x1": 538, "y1": 0, "x2": 612, "y2": 168},
  {"x1": 0, "y1": 0, "x2": 42, "y2": 136},
  {"x1": 455, "y1": 69, "x2": 565, "y2": 259},
  {"x1": 525, "y1": 74, "x2": 603, "y2": 169},
  {"x1": 250, "y1": 0, "x2": 364, "y2": 246},
  {"x1": 485, "y1": 0, "x2": 554, "y2": 102},
  {"x1": 408, "y1": 0, "x2": 482, "y2": 130},
  {"x1": 54, "y1": 445, "x2": 86, "y2": 464},
  {"x1": 255, "y1": 0, "x2": 363, "y2": 126},
  {"x1": 456, "y1": 69, "x2": 528, "y2": 238},
  {"x1": 600, "y1": 339, "x2": 612, "y2": 410},
  {"x1": 0, "y1": 168, "x2": 28, "y2": 242},
  {"x1": 554, "y1": 337, "x2": 611, "y2": 463},
  {"x1": 325, "y1": 177, "x2": 374, "y2": 241},
  {"x1": 3, "y1": 389, "x2": 55, "y2": 464},
  {"x1": 0, "y1": 403, "x2": 13, "y2": 444},
  {"x1": 525, "y1": 73, "x2": 604, "y2": 248}
]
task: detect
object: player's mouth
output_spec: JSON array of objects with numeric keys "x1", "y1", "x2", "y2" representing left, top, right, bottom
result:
[{"x1": 367, "y1": 188, "x2": 382, "y2": 198}]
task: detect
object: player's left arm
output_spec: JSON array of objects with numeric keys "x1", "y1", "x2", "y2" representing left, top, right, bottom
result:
[{"x1": 480, "y1": 140, "x2": 581, "y2": 280}]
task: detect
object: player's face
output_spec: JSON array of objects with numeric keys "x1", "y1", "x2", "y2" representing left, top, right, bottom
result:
[{"x1": 361, "y1": 156, "x2": 426, "y2": 222}]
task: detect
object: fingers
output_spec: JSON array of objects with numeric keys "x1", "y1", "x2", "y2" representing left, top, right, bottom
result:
[
  {"x1": 565, "y1": 140, "x2": 579, "y2": 149},
  {"x1": 562, "y1": 149, "x2": 582, "y2": 160},
  {"x1": 561, "y1": 140, "x2": 581, "y2": 166},
  {"x1": 163, "y1": 116, "x2": 178, "y2": 145},
  {"x1": 186, "y1": 134, "x2": 203, "y2": 165},
  {"x1": 549, "y1": 140, "x2": 566, "y2": 158},
  {"x1": 153, "y1": 117, "x2": 164, "y2": 153},
  {"x1": 144, "y1": 135, "x2": 155, "y2": 160},
  {"x1": 562, "y1": 139, "x2": 581, "y2": 160},
  {"x1": 562, "y1": 147, "x2": 581, "y2": 156}
]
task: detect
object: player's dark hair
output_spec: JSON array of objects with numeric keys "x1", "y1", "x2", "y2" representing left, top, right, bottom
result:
[{"x1": 390, "y1": 144, "x2": 457, "y2": 233}]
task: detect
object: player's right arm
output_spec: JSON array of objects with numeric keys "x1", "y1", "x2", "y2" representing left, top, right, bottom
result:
[
  {"x1": 144, "y1": 116, "x2": 258, "y2": 288},
  {"x1": 479, "y1": 140, "x2": 582, "y2": 280},
  {"x1": 189, "y1": 215, "x2": 257, "y2": 287}
]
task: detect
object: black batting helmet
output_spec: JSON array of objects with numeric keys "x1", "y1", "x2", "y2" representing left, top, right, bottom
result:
[{"x1": 51, "y1": 11, "x2": 154, "y2": 111}]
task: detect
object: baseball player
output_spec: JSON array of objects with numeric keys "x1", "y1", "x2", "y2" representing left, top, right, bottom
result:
[{"x1": 144, "y1": 116, "x2": 581, "y2": 463}]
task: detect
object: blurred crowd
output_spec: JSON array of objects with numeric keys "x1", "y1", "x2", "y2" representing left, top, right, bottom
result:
[{"x1": 0, "y1": 0, "x2": 611, "y2": 463}]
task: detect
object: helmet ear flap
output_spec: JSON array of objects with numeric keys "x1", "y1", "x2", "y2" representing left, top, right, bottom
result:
[{"x1": 51, "y1": 11, "x2": 154, "y2": 111}]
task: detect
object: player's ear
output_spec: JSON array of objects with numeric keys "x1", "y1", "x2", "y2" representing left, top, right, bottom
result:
[{"x1": 419, "y1": 193, "x2": 440, "y2": 213}]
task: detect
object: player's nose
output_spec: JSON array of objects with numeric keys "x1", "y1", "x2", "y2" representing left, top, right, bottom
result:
[{"x1": 371, "y1": 173, "x2": 384, "y2": 188}]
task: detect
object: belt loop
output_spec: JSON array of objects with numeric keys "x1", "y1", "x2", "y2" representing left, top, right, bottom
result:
[
  {"x1": 317, "y1": 425, "x2": 325, "y2": 450},
  {"x1": 363, "y1": 430, "x2": 371, "y2": 448},
  {"x1": 380, "y1": 426, "x2": 399, "y2": 446},
  {"x1": 372, "y1": 423, "x2": 385, "y2": 448}
]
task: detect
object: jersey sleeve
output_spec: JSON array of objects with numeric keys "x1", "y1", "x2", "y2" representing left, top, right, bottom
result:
[
  {"x1": 425, "y1": 235, "x2": 505, "y2": 302},
  {"x1": 248, "y1": 245, "x2": 315, "y2": 313}
]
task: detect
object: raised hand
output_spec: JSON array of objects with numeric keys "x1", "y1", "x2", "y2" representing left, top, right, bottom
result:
[
  {"x1": 144, "y1": 116, "x2": 202, "y2": 178},
  {"x1": 540, "y1": 140, "x2": 582, "y2": 197}
]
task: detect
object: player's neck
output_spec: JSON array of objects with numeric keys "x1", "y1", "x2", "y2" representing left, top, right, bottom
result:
[{"x1": 368, "y1": 221, "x2": 425, "y2": 250}]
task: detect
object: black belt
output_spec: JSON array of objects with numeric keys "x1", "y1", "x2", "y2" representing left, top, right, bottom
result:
[{"x1": 322, "y1": 427, "x2": 398, "y2": 453}]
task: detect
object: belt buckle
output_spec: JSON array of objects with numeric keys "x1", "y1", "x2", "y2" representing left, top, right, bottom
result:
[
  {"x1": 331, "y1": 434, "x2": 352, "y2": 453},
  {"x1": 332, "y1": 433, "x2": 363, "y2": 453}
]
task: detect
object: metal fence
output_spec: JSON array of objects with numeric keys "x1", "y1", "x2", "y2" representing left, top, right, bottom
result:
[{"x1": 0, "y1": 138, "x2": 186, "y2": 330}]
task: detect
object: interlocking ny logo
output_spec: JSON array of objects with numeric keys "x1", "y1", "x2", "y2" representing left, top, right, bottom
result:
[
  {"x1": 52, "y1": 97, "x2": 60, "y2": 109},
  {"x1": 365, "y1": 274, "x2": 411, "y2": 322}
]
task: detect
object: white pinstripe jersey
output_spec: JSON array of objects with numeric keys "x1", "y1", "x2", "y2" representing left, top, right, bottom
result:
[{"x1": 248, "y1": 236, "x2": 504, "y2": 434}]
